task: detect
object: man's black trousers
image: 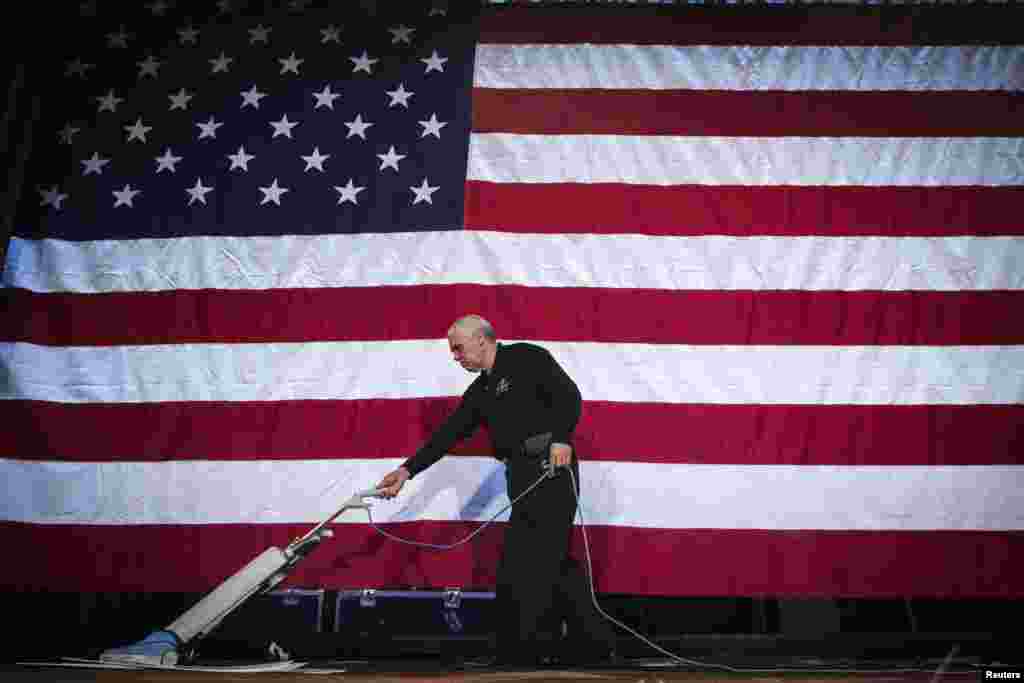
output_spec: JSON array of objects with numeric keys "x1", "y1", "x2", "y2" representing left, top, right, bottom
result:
[{"x1": 493, "y1": 456, "x2": 616, "y2": 662}]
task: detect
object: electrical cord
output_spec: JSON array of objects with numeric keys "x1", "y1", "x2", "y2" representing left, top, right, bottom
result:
[
  {"x1": 364, "y1": 468, "x2": 549, "y2": 550},
  {"x1": 362, "y1": 465, "x2": 973, "y2": 676},
  {"x1": 563, "y1": 467, "x2": 963, "y2": 676}
]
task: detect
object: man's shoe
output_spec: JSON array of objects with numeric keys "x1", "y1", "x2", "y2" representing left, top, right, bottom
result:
[
  {"x1": 461, "y1": 655, "x2": 499, "y2": 669},
  {"x1": 600, "y1": 649, "x2": 626, "y2": 667},
  {"x1": 462, "y1": 654, "x2": 556, "y2": 670},
  {"x1": 562, "y1": 648, "x2": 625, "y2": 668}
]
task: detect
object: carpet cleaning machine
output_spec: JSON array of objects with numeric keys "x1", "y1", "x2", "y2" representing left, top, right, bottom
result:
[
  {"x1": 100, "y1": 487, "x2": 386, "y2": 666},
  {"x1": 101, "y1": 435, "x2": 563, "y2": 666}
]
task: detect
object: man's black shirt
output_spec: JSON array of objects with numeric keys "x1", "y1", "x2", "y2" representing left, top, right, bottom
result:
[{"x1": 401, "y1": 342, "x2": 582, "y2": 478}]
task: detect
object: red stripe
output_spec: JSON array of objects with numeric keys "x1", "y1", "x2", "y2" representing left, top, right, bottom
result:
[
  {"x1": 465, "y1": 182, "x2": 1024, "y2": 237},
  {"x1": 472, "y1": 90, "x2": 1024, "y2": 137},
  {"x1": 6, "y1": 287, "x2": 1024, "y2": 347},
  {"x1": 2, "y1": 522, "x2": 1020, "y2": 597},
  {"x1": 6, "y1": 400, "x2": 1022, "y2": 466},
  {"x1": 479, "y1": 6, "x2": 1024, "y2": 46}
]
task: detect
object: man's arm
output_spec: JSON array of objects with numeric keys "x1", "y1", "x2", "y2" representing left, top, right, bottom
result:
[
  {"x1": 377, "y1": 393, "x2": 482, "y2": 497},
  {"x1": 401, "y1": 392, "x2": 482, "y2": 478}
]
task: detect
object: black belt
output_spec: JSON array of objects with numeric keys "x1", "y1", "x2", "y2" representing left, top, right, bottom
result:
[{"x1": 495, "y1": 432, "x2": 553, "y2": 464}]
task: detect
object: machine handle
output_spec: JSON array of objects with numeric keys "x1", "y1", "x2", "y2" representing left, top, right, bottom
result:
[{"x1": 286, "y1": 487, "x2": 384, "y2": 551}]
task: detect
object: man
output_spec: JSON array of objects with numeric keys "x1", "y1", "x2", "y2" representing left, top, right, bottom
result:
[{"x1": 376, "y1": 314, "x2": 616, "y2": 666}]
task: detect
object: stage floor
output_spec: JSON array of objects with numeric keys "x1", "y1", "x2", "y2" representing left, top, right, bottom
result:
[{"x1": 6, "y1": 654, "x2": 996, "y2": 682}]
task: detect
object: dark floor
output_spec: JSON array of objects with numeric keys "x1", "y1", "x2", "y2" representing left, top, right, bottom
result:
[
  {"x1": 5, "y1": 592, "x2": 1020, "y2": 681},
  {"x1": 6, "y1": 653, "x2": 1014, "y2": 682}
]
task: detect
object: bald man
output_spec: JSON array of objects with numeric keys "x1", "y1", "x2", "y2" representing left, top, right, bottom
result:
[{"x1": 376, "y1": 315, "x2": 616, "y2": 667}]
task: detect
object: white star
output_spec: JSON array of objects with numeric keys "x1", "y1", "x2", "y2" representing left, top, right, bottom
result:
[
  {"x1": 137, "y1": 55, "x2": 162, "y2": 78},
  {"x1": 227, "y1": 146, "x2": 255, "y2": 171},
  {"x1": 178, "y1": 25, "x2": 199, "y2": 44},
  {"x1": 113, "y1": 184, "x2": 141, "y2": 208},
  {"x1": 147, "y1": 0, "x2": 169, "y2": 16},
  {"x1": 410, "y1": 178, "x2": 440, "y2": 205},
  {"x1": 388, "y1": 25, "x2": 415, "y2": 45},
  {"x1": 334, "y1": 179, "x2": 364, "y2": 205},
  {"x1": 421, "y1": 50, "x2": 447, "y2": 74},
  {"x1": 376, "y1": 145, "x2": 406, "y2": 172},
  {"x1": 288, "y1": 0, "x2": 311, "y2": 11},
  {"x1": 249, "y1": 24, "x2": 271, "y2": 44},
  {"x1": 343, "y1": 114, "x2": 373, "y2": 140},
  {"x1": 312, "y1": 85, "x2": 340, "y2": 110},
  {"x1": 210, "y1": 52, "x2": 233, "y2": 73},
  {"x1": 350, "y1": 51, "x2": 378, "y2": 74},
  {"x1": 58, "y1": 124, "x2": 81, "y2": 145},
  {"x1": 279, "y1": 52, "x2": 303, "y2": 75},
  {"x1": 65, "y1": 58, "x2": 94, "y2": 78},
  {"x1": 96, "y1": 90, "x2": 123, "y2": 112},
  {"x1": 429, "y1": 6, "x2": 447, "y2": 16},
  {"x1": 168, "y1": 88, "x2": 194, "y2": 110},
  {"x1": 418, "y1": 113, "x2": 447, "y2": 139},
  {"x1": 106, "y1": 28, "x2": 130, "y2": 48},
  {"x1": 81, "y1": 152, "x2": 110, "y2": 175},
  {"x1": 321, "y1": 25, "x2": 341, "y2": 43},
  {"x1": 155, "y1": 148, "x2": 183, "y2": 173},
  {"x1": 196, "y1": 117, "x2": 223, "y2": 139},
  {"x1": 301, "y1": 147, "x2": 330, "y2": 172},
  {"x1": 187, "y1": 178, "x2": 214, "y2": 205},
  {"x1": 270, "y1": 114, "x2": 299, "y2": 139},
  {"x1": 125, "y1": 118, "x2": 152, "y2": 143},
  {"x1": 385, "y1": 83, "x2": 414, "y2": 108},
  {"x1": 216, "y1": 0, "x2": 231, "y2": 12},
  {"x1": 240, "y1": 85, "x2": 267, "y2": 109},
  {"x1": 259, "y1": 178, "x2": 289, "y2": 206},
  {"x1": 39, "y1": 186, "x2": 68, "y2": 210}
]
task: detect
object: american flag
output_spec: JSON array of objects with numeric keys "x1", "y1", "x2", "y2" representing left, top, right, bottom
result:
[{"x1": 2, "y1": 1, "x2": 1023, "y2": 598}]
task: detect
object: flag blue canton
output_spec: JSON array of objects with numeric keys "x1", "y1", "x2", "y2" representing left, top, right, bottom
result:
[{"x1": 22, "y1": 3, "x2": 476, "y2": 241}]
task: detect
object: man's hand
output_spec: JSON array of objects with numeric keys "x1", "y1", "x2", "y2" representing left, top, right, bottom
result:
[
  {"x1": 376, "y1": 467, "x2": 410, "y2": 499},
  {"x1": 549, "y1": 442, "x2": 572, "y2": 468}
]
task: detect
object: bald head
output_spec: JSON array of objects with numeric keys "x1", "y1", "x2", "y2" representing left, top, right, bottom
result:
[
  {"x1": 447, "y1": 315, "x2": 497, "y2": 373},
  {"x1": 448, "y1": 314, "x2": 496, "y2": 341}
]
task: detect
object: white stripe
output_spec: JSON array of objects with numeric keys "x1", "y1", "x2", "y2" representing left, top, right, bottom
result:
[
  {"x1": 474, "y1": 45, "x2": 1024, "y2": 91},
  {"x1": 3, "y1": 340, "x2": 1022, "y2": 405},
  {"x1": 468, "y1": 135, "x2": 1024, "y2": 186},
  {"x1": 3, "y1": 457, "x2": 1021, "y2": 531},
  {"x1": 7, "y1": 233, "x2": 1022, "y2": 293}
]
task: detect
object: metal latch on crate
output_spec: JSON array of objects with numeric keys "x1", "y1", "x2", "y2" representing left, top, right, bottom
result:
[
  {"x1": 443, "y1": 587, "x2": 462, "y2": 609},
  {"x1": 359, "y1": 589, "x2": 377, "y2": 608}
]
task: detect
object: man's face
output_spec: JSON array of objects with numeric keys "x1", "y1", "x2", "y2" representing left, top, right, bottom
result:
[{"x1": 449, "y1": 328, "x2": 485, "y2": 373}]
